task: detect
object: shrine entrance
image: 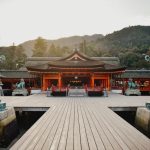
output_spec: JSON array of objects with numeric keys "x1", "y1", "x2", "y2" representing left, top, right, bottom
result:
[
  {"x1": 42, "y1": 73, "x2": 111, "y2": 90},
  {"x1": 62, "y1": 75, "x2": 90, "y2": 87},
  {"x1": 26, "y1": 50, "x2": 125, "y2": 92}
]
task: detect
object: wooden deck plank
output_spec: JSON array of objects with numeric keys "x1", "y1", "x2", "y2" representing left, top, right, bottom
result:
[
  {"x1": 90, "y1": 102, "x2": 149, "y2": 150},
  {"x1": 48, "y1": 101, "x2": 70, "y2": 150},
  {"x1": 10, "y1": 106, "x2": 57, "y2": 150},
  {"x1": 80, "y1": 100, "x2": 106, "y2": 150},
  {"x1": 57, "y1": 100, "x2": 72, "y2": 150},
  {"x1": 98, "y1": 107, "x2": 138, "y2": 150},
  {"x1": 73, "y1": 100, "x2": 81, "y2": 150},
  {"x1": 85, "y1": 102, "x2": 126, "y2": 150},
  {"x1": 77, "y1": 99, "x2": 90, "y2": 150},
  {"x1": 82, "y1": 103, "x2": 114, "y2": 150},
  {"x1": 79, "y1": 101, "x2": 98, "y2": 150},
  {"x1": 37, "y1": 102, "x2": 67, "y2": 150},
  {"x1": 2, "y1": 94, "x2": 149, "y2": 150},
  {"x1": 19, "y1": 102, "x2": 66, "y2": 150},
  {"x1": 104, "y1": 107, "x2": 150, "y2": 150},
  {"x1": 65, "y1": 99, "x2": 74, "y2": 150},
  {"x1": 33, "y1": 101, "x2": 68, "y2": 150}
]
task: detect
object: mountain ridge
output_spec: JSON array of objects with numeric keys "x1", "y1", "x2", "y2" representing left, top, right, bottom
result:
[
  {"x1": 1, "y1": 25, "x2": 150, "y2": 69},
  {"x1": 20, "y1": 34, "x2": 104, "y2": 57}
]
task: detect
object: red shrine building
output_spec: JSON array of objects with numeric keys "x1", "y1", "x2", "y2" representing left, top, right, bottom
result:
[
  {"x1": 1, "y1": 51, "x2": 150, "y2": 96},
  {"x1": 25, "y1": 51, "x2": 126, "y2": 91}
]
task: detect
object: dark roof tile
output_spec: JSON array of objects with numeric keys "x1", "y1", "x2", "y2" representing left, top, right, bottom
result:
[
  {"x1": 0, "y1": 70, "x2": 35, "y2": 78},
  {"x1": 120, "y1": 70, "x2": 150, "y2": 78}
]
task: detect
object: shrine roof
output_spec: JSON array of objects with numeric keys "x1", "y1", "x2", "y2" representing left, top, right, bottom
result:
[
  {"x1": 48, "y1": 60, "x2": 104, "y2": 68},
  {"x1": 0, "y1": 70, "x2": 35, "y2": 79},
  {"x1": 119, "y1": 70, "x2": 150, "y2": 78},
  {"x1": 26, "y1": 51, "x2": 125, "y2": 72},
  {"x1": 1, "y1": 69, "x2": 150, "y2": 79}
]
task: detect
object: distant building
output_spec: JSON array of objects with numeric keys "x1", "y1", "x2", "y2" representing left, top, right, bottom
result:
[
  {"x1": 0, "y1": 51, "x2": 150, "y2": 93},
  {"x1": 26, "y1": 50, "x2": 125, "y2": 91},
  {"x1": 0, "y1": 70, "x2": 36, "y2": 89}
]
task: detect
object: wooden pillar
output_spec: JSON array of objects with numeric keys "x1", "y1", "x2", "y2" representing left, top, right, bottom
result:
[
  {"x1": 11, "y1": 80, "x2": 13, "y2": 89},
  {"x1": 91, "y1": 74, "x2": 94, "y2": 88},
  {"x1": 106, "y1": 79, "x2": 108, "y2": 89},
  {"x1": 108, "y1": 74, "x2": 110, "y2": 91},
  {"x1": 103, "y1": 79, "x2": 105, "y2": 88},
  {"x1": 41, "y1": 74, "x2": 43, "y2": 90},
  {"x1": 42, "y1": 74, "x2": 49, "y2": 91},
  {"x1": 33, "y1": 75, "x2": 36, "y2": 88},
  {"x1": 58, "y1": 73, "x2": 62, "y2": 89},
  {"x1": 42, "y1": 75, "x2": 46, "y2": 91}
]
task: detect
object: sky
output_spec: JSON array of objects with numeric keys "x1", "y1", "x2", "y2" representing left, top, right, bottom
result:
[{"x1": 0, "y1": 0, "x2": 150, "y2": 46}]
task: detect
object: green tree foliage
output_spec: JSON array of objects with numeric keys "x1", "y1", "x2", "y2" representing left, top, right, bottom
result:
[
  {"x1": 119, "y1": 52, "x2": 150, "y2": 69},
  {"x1": 91, "y1": 26, "x2": 150, "y2": 69},
  {"x1": 79, "y1": 40, "x2": 99, "y2": 56},
  {"x1": 79, "y1": 39, "x2": 86, "y2": 54},
  {"x1": 0, "y1": 45, "x2": 27, "y2": 70},
  {"x1": 47, "y1": 43, "x2": 71, "y2": 57},
  {"x1": 6, "y1": 46, "x2": 16, "y2": 69},
  {"x1": 1, "y1": 26, "x2": 150, "y2": 70},
  {"x1": 61, "y1": 46, "x2": 72, "y2": 55},
  {"x1": 47, "y1": 43, "x2": 57, "y2": 56},
  {"x1": 32, "y1": 37, "x2": 47, "y2": 57},
  {"x1": 15, "y1": 45, "x2": 27, "y2": 69}
]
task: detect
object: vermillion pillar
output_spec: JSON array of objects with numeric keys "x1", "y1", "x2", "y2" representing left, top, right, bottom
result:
[
  {"x1": 91, "y1": 74, "x2": 94, "y2": 89},
  {"x1": 42, "y1": 76, "x2": 46, "y2": 91},
  {"x1": 58, "y1": 73, "x2": 62, "y2": 89},
  {"x1": 108, "y1": 74, "x2": 111, "y2": 91}
]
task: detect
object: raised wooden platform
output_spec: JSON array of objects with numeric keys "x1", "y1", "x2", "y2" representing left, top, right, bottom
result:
[{"x1": 1, "y1": 94, "x2": 150, "y2": 150}]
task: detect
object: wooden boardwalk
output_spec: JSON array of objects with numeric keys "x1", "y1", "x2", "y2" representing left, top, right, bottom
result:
[{"x1": 1, "y1": 94, "x2": 150, "y2": 150}]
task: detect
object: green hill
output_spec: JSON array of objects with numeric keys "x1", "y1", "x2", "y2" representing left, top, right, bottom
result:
[
  {"x1": 0, "y1": 25, "x2": 150, "y2": 70},
  {"x1": 20, "y1": 34, "x2": 103, "y2": 57},
  {"x1": 94, "y1": 25, "x2": 150, "y2": 52},
  {"x1": 91, "y1": 25, "x2": 150, "y2": 69}
]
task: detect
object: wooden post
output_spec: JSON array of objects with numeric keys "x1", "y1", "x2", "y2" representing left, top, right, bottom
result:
[
  {"x1": 91, "y1": 74, "x2": 94, "y2": 89},
  {"x1": 58, "y1": 73, "x2": 62, "y2": 89},
  {"x1": 106, "y1": 79, "x2": 108, "y2": 89},
  {"x1": 42, "y1": 75, "x2": 45, "y2": 91},
  {"x1": 108, "y1": 74, "x2": 111, "y2": 91}
]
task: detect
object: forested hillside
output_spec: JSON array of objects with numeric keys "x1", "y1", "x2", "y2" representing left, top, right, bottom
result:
[
  {"x1": 91, "y1": 26, "x2": 150, "y2": 69},
  {"x1": 0, "y1": 26, "x2": 150, "y2": 70},
  {"x1": 0, "y1": 45, "x2": 26, "y2": 70},
  {"x1": 21, "y1": 34, "x2": 103, "y2": 57}
]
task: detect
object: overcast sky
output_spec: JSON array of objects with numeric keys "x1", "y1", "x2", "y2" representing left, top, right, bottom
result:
[{"x1": 0, "y1": 0, "x2": 150, "y2": 46}]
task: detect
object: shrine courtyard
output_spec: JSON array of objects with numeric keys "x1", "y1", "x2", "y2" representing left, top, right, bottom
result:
[{"x1": 1, "y1": 93, "x2": 150, "y2": 150}]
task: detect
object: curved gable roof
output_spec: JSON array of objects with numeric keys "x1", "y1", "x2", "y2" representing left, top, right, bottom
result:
[
  {"x1": 59, "y1": 50, "x2": 94, "y2": 61},
  {"x1": 26, "y1": 50, "x2": 125, "y2": 72}
]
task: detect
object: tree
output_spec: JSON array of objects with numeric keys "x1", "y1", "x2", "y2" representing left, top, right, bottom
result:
[
  {"x1": 89, "y1": 47, "x2": 102, "y2": 57},
  {"x1": 32, "y1": 37, "x2": 47, "y2": 57},
  {"x1": 119, "y1": 52, "x2": 150, "y2": 69},
  {"x1": 47, "y1": 43, "x2": 57, "y2": 56},
  {"x1": 61, "y1": 46, "x2": 72, "y2": 56},
  {"x1": 0, "y1": 45, "x2": 27, "y2": 70},
  {"x1": 15, "y1": 45, "x2": 27, "y2": 69},
  {"x1": 47, "y1": 44, "x2": 71, "y2": 57},
  {"x1": 5, "y1": 46, "x2": 16, "y2": 69},
  {"x1": 79, "y1": 39, "x2": 87, "y2": 54}
]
